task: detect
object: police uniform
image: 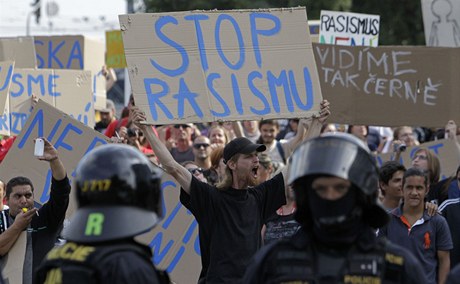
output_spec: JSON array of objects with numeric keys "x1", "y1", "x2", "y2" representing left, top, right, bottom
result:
[
  {"x1": 34, "y1": 144, "x2": 169, "y2": 284},
  {"x1": 243, "y1": 133, "x2": 428, "y2": 284}
]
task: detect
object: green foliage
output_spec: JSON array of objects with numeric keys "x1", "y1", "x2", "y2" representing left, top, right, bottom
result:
[{"x1": 143, "y1": 0, "x2": 425, "y2": 45}]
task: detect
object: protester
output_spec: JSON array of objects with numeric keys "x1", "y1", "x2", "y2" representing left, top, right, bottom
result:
[
  {"x1": 94, "y1": 99, "x2": 116, "y2": 133},
  {"x1": 243, "y1": 133, "x2": 427, "y2": 283},
  {"x1": 131, "y1": 100, "x2": 330, "y2": 283},
  {"x1": 0, "y1": 138, "x2": 70, "y2": 283},
  {"x1": 379, "y1": 168, "x2": 452, "y2": 284},
  {"x1": 379, "y1": 161, "x2": 406, "y2": 211},
  {"x1": 439, "y1": 196, "x2": 460, "y2": 269},
  {"x1": 35, "y1": 144, "x2": 169, "y2": 283}
]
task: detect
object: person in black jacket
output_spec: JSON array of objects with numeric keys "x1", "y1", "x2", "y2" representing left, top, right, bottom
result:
[
  {"x1": 243, "y1": 133, "x2": 428, "y2": 284},
  {"x1": 0, "y1": 137, "x2": 70, "y2": 284},
  {"x1": 35, "y1": 144, "x2": 169, "y2": 284}
]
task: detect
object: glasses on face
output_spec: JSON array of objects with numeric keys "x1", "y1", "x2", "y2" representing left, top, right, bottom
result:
[
  {"x1": 188, "y1": 168, "x2": 203, "y2": 175},
  {"x1": 174, "y1": 124, "x2": 190, "y2": 129},
  {"x1": 412, "y1": 154, "x2": 428, "y2": 161},
  {"x1": 193, "y1": 143, "x2": 210, "y2": 149}
]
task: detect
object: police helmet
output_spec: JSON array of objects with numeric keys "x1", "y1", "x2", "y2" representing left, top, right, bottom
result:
[
  {"x1": 64, "y1": 144, "x2": 163, "y2": 242},
  {"x1": 288, "y1": 132, "x2": 388, "y2": 228}
]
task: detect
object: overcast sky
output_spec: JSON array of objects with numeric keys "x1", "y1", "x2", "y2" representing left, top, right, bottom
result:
[{"x1": 0, "y1": 0, "x2": 126, "y2": 41}]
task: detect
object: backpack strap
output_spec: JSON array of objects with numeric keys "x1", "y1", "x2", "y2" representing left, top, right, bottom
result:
[{"x1": 276, "y1": 140, "x2": 286, "y2": 164}]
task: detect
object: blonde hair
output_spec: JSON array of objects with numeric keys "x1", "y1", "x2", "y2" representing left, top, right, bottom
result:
[{"x1": 216, "y1": 154, "x2": 240, "y2": 190}]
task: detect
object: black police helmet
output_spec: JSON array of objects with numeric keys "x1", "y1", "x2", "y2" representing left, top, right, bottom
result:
[
  {"x1": 63, "y1": 144, "x2": 163, "y2": 242},
  {"x1": 288, "y1": 132, "x2": 388, "y2": 228}
]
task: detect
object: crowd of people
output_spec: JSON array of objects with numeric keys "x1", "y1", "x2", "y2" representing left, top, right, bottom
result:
[{"x1": 0, "y1": 68, "x2": 460, "y2": 283}]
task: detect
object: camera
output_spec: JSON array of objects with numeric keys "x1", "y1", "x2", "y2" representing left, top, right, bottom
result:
[
  {"x1": 394, "y1": 143, "x2": 407, "y2": 152},
  {"x1": 127, "y1": 128, "x2": 137, "y2": 138}
]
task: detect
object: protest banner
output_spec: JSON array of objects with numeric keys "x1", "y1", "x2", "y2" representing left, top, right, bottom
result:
[
  {"x1": 377, "y1": 138, "x2": 460, "y2": 180},
  {"x1": 319, "y1": 10, "x2": 380, "y2": 47},
  {"x1": 0, "y1": 37, "x2": 37, "y2": 68},
  {"x1": 422, "y1": 0, "x2": 460, "y2": 47},
  {"x1": 34, "y1": 35, "x2": 107, "y2": 110},
  {"x1": 1, "y1": 231, "x2": 27, "y2": 284},
  {"x1": 106, "y1": 30, "x2": 127, "y2": 68},
  {"x1": 0, "y1": 61, "x2": 14, "y2": 134},
  {"x1": 3, "y1": 68, "x2": 94, "y2": 136},
  {"x1": 0, "y1": 99, "x2": 110, "y2": 216},
  {"x1": 313, "y1": 43, "x2": 460, "y2": 127},
  {"x1": 120, "y1": 7, "x2": 323, "y2": 124}
]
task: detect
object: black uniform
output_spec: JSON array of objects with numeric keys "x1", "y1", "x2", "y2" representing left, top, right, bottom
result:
[
  {"x1": 35, "y1": 240, "x2": 168, "y2": 284},
  {"x1": 243, "y1": 227, "x2": 428, "y2": 284}
]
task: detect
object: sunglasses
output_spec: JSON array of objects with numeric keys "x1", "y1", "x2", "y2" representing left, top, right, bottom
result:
[
  {"x1": 412, "y1": 155, "x2": 428, "y2": 161},
  {"x1": 188, "y1": 168, "x2": 203, "y2": 175},
  {"x1": 174, "y1": 124, "x2": 191, "y2": 129},
  {"x1": 193, "y1": 143, "x2": 210, "y2": 149}
]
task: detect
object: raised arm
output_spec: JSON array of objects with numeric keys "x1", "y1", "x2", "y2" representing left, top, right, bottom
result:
[
  {"x1": 131, "y1": 107, "x2": 192, "y2": 194},
  {"x1": 37, "y1": 138, "x2": 66, "y2": 180},
  {"x1": 445, "y1": 120, "x2": 460, "y2": 161},
  {"x1": 281, "y1": 99, "x2": 331, "y2": 190}
]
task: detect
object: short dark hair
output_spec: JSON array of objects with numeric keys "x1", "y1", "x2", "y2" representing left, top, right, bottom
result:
[
  {"x1": 379, "y1": 161, "x2": 406, "y2": 185},
  {"x1": 258, "y1": 120, "x2": 279, "y2": 130},
  {"x1": 6, "y1": 176, "x2": 34, "y2": 198},
  {"x1": 403, "y1": 168, "x2": 428, "y2": 188}
]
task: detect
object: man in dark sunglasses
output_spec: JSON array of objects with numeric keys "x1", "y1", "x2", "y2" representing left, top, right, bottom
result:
[
  {"x1": 192, "y1": 136, "x2": 212, "y2": 171},
  {"x1": 170, "y1": 123, "x2": 195, "y2": 163}
]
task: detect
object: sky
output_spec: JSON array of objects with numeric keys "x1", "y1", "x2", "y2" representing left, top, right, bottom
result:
[{"x1": 0, "y1": 0, "x2": 127, "y2": 41}]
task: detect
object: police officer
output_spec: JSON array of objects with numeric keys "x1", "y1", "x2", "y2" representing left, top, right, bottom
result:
[
  {"x1": 35, "y1": 144, "x2": 169, "y2": 284},
  {"x1": 243, "y1": 133, "x2": 428, "y2": 284}
]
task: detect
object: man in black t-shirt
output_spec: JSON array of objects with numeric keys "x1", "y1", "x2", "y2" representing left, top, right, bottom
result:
[{"x1": 131, "y1": 100, "x2": 330, "y2": 283}]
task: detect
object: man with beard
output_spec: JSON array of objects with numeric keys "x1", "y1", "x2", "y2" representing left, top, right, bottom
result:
[
  {"x1": 95, "y1": 99, "x2": 116, "y2": 133},
  {"x1": 244, "y1": 133, "x2": 427, "y2": 284},
  {"x1": 131, "y1": 100, "x2": 330, "y2": 284}
]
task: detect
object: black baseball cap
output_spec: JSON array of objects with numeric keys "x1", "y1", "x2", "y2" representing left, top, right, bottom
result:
[{"x1": 223, "y1": 137, "x2": 266, "y2": 164}]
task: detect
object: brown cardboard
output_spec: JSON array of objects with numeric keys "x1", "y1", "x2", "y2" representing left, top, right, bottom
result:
[
  {"x1": 7, "y1": 68, "x2": 94, "y2": 136},
  {"x1": 34, "y1": 36, "x2": 106, "y2": 110},
  {"x1": 106, "y1": 30, "x2": 127, "y2": 68},
  {"x1": 1, "y1": 231, "x2": 27, "y2": 284},
  {"x1": 377, "y1": 138, "x2": 460, "y2": 179},
  {"x1": 0, "y1": 37, "x2": 37, "y2": 68},
  {"x1": 314, "y1": 43, "x2": 460, "y2": 127},
  {"x1": 0, "y1": 100, "x2": 110, "y2": 217},
  {"x1": 120, "y1": 8, "x2": 323, "y2": 124},
  {"x1": 0, "y1": 61, "x2": 14, "y2": 128}
]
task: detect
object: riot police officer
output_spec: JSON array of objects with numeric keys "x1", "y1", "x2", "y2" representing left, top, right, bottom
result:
[
  {"x1": 243, "y1": 133, "x2": 428, "y2": 284},
  {"x1": 35, "y1": 144, "x2": 169, "y2": 284}
]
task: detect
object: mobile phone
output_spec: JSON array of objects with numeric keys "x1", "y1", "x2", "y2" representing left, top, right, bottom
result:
[{"x1": 34, "y1": 138, "x2": 44, "y2": 156}]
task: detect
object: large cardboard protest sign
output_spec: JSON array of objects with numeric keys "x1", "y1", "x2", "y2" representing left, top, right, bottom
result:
[
  {"x1": 313, "y1": 43, "x2": 460, "y2": 127},
  {"x1": 1, "y1": 231, "x2": 27, "y2": 284},
  {"x1": 0, "y1": 37, "x2": 36, "y2": 68},
  {"x1": 422, "y1": 0, "x2": 460, "y2": 47},
  {"x1": 0, "y1": 100, "x2": 110, "y2": 216},
  {"x1": 34, "y1": 36, "x2": 107, "y2": 110},
  {"x1": 136, "y1": 173, "x2": 201, "y2": 284},
  {"x1": 319, "y1": 10, "x2": 380, "y2": 46},
  {"x1": 377, "y1": 138, "x2": 460, "y2": 180},
  {"x1": 120, "y1": 7, "x2": 323, "y2": 124},
  {"x1": 0, "y1": 61, "x2": 14, "y2": 125},
  {"x1": 106, "y1": 30, "x2": 127, "y2": 68},
  {"x1": 2, "y1": 68, "x2": 94, "y2": 136}
]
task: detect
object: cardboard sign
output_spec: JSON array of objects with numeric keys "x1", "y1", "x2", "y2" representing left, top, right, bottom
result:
[
  {"x1": 120, "y1": 7, "x2": 323, "y2": 124},
  {"x1": 319, "y1": 10, "x2": 380, "y2": 47},
  {"x1": 136, "y1": 173, "x2": 200, "y2": 284},
  {"x1": 422, "y1": 0, "x2": 460, "y2": 47},
  {"x1": 0, "y1": 37, "x2": 37, "y2": 68},
  {"x1": 0, "y1": 61, "x2": 14, "y2": 124},
  {"x1": 313, "y1": 43, "x2": 460, "y2": 127},
  {"x1": 106, "y1": 30, "x2": 127, "y2": 68},
  {"x1": 0, "y1": 100, "x2": 110, "y2": 216},
  {"x1": 3, "y1": 68, "x2": 94, "y2": 136},
  {"x1": 1, "y1": 231, "x2": 27, "y2": 284},
  {"x1": 377, "y1": 138, "x2": 460, "y2": 180},
  {"x1": 34, "y1": 36, "x2": 107, "y2": 110}
]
